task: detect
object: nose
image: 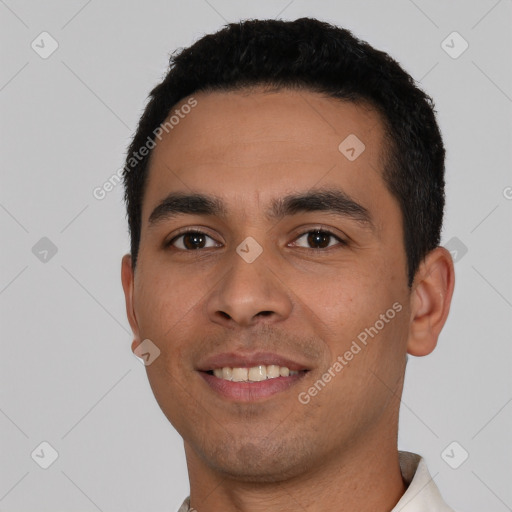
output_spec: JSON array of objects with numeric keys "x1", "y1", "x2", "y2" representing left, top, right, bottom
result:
[{"x1": 205, "y1": 246, "x2": 293, "y2": 328}]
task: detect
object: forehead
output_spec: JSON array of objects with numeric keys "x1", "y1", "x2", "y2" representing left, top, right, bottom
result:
[{"x1": 142, "y1": 88, "x2": 390, "y2": 223}]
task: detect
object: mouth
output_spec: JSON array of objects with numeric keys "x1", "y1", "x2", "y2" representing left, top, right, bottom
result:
[
  {"x1": 197, "y1": 353, "x2": 311, "y2": 401},
  {"x1": 206, "y1": 364, "x2": 303, "y2": 382}
]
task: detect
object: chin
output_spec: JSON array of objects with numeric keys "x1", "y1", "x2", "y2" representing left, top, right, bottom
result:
[{"x1": 200, "y1": 436, "x2": 317, "y2": 483}]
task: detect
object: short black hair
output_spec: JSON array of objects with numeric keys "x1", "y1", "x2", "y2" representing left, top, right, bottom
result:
[{"x1": 123, "y1": 17, "x2": 445, "y2": 287}]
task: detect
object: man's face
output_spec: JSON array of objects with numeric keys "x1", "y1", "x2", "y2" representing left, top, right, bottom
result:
[{"x1": 123, "y1": 88, "x2": 413, "y2": 481}]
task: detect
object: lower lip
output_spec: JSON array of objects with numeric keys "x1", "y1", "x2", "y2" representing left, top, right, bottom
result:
[{"x1": 199, "y1": 371, "x2": 307, "y2": 401}]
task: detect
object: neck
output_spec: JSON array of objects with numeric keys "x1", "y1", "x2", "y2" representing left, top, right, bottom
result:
[{"x1": 185, "y1": 429, "x2": 406, "y2": 512}]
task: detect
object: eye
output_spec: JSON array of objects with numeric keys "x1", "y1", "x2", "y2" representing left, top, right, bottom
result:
[
  {"x1": 167, "y1": 230, "x2": 220, "y2": 250},
  {"x1": 291, "y1": 229, "x2": 346, "y2": 250},
  {"x1": 166, "y1": 228, "x2": 346, "y2": 252}
]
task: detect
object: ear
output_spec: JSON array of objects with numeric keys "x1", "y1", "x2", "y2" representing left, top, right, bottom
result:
[
  {"x1": 121, "y1": 254, "x2": 141, "y2": 354},
  {"x1": 407, "y1": 247, "x2": 455, "y2": 357}
]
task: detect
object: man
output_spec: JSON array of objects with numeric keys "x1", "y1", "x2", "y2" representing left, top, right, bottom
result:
[{"x1": 121, "y1": 17, "x2": 456, "y2": 511}]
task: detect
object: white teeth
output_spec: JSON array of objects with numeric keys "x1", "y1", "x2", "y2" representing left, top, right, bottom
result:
[
  {"x1": 222, "y1": 367, "x2": 233, "y2": 380},
  {"x1": 248, "y1": 365, "x2": 266, "y2": 381},
  {"x1": 266, "y1": 365, "x2": 280, "y2": 378},
  {"x1": 232, "y1": 367, "x2": 248, "y2": 382},
  {"x1": 210, "y1": 364, "x2": 301, "y2": 382}
]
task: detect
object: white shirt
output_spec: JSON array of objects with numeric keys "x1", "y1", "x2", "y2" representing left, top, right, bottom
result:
[{"x1": 177, "y1": 451, "x2": 456, "y2": 511}]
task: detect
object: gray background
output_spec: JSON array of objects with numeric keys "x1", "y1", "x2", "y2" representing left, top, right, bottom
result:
[{"x1": 1, "y1": 1, "x2": 511, "y2": 511}]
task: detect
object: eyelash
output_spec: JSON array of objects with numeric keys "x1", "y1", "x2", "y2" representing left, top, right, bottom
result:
[{"x1": 165, "y1": 228, "x2": 347, "y2": 252}]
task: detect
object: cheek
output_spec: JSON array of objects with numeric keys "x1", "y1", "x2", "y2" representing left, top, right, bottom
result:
[
  {"x1": 133, "y1": 261, "x2": 204, "y2": 346},
  {"x1": 134, "y1": 267, "x2": 200, "y2": 423},
  {"x1": 299, "y1": 264, "x2": 407, "y2": 361},
  {"x1": 297, "y1": 267, "x2": 380, "y2": 332},
  {"x1": 133, "y1": 260, "x2": 230, "y2": 403}
]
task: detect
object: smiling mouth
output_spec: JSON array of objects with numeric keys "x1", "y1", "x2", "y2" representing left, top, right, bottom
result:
[
  {"x1": 200, "y1": 366, "x2": 309, "y2": 402},
  {"x1": 198, "y1": 352, "x2": 311, "y2": 401},
  {"x1": 205, "y1": 364, "x2": 307, "y2": 382}
]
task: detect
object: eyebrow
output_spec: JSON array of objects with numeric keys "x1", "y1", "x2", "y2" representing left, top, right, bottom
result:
[{"x1": 148, "y1": 188, "x2": 374, "y2": 231}]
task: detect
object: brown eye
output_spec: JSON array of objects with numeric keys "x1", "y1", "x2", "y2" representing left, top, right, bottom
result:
[
  {"x1": 293, "y1": 229, "x2": 345, "y2": 250},
  {"x1": 169, "y1": 231, "x2": 219, "y2": 250}
]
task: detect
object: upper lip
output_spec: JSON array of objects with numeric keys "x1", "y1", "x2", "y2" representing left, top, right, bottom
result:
[{"x1": 197, "y1": 351, "x2": 311, "y2": 372}]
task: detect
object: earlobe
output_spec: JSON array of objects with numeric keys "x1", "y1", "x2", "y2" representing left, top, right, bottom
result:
[
  {"x1": 406, "y1": 247, "x2": 455, "y2": 357},
  {"x1": 121, "y1": 254, "x2": 141, "y2": 347}
]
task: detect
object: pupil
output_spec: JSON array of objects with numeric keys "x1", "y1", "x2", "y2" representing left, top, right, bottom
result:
[
  {"x1": 308, "y1": 230, "x2": 329, "y2": 248},
  {"x1": 184, "y1": 233, "x2": 205, "y2": 250}
]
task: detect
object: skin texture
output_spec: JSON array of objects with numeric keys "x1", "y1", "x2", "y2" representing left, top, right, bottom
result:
[{"x1": 121, "y1": 88, "x2": 455, "y2": 512}]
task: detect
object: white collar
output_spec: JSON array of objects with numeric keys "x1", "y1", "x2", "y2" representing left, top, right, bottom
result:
[{"x1": 392, "y1": 451, "x2": 455, "y2": 511}]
